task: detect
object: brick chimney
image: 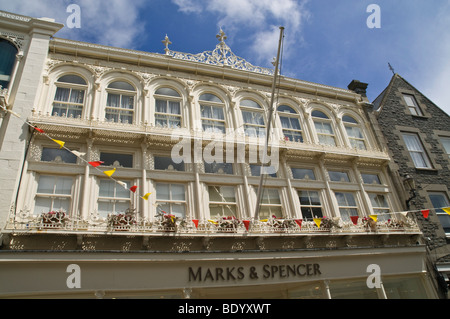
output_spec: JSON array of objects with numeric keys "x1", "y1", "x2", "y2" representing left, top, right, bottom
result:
[{"x1": 348, "y1": 80, "x2": 368, "y2": 97}]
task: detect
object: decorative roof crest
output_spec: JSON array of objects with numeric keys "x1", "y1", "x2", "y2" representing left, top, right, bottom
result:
[{"x1": 162, "y1": 29, "x2": 274, "y2": 76}]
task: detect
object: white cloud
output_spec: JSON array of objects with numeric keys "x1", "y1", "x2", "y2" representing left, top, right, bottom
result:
[
  {"x1": 172, "y1": 0, "x2": 310, "y2": 66},
  {"x1": 0, "y1": 0, "x2": 146, "y2": 49}
]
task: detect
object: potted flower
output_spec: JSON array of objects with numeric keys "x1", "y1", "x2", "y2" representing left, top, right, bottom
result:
[
  {"x1": 361, "y1": 216, "x2": 377, "y2": 231},
  {"x1": 40, "y1": 209, "x2": 68, "y2": 228},
  {"x1": 217, "y1": 216, "x2": 240, "y2": 233},
  {"x1": 108, "y1": 208, "x2": 137, "y2": 230},
  {"x1": 270, "y1": 215, "x2": 295, "y2": 232},
  {"x1": 155, "y1": 211, "x2": 178, "y2": 232}
]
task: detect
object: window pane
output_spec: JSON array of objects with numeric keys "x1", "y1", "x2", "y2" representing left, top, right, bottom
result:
[
  {"x1": 41, "y1": 148, "x2": 77, "y2": 164},
  {"x1": 57, "y1": 74, "x2": 86, "y2": 85},
  {"x1": 156, "y1": 183, "x2": 170, "y2": 200},
  {"x1": 55, "y1": 177, "x2": 73, "y2": 195},
  {"x1": 108, "y1": 81, "x2": 135, "y2": 91},
  {"x1": 362, "y1": 174, "x2": 381, "y2": 184},
  {"x1": 241, "y1": 99, "x2": 261, "y2": 109},
  {"x1": 440, "y1": 137, "x2": 450, "y2": 156},
  {"x1": 311, "y1": 110, "x2": 328, "y2": 119},
  {"x1": 171, "y1": 184, "x2": 185, "y2": 201},
  {"x1": 329, "y1": 171, "x2": 350, "y2": 182},
  {"x1": 100, "y1": 153, "x2": 133, "y2": 168},
  {"x1": 154, "y1": 156, "x2": 185, "y2": 171},
  {"x1": 155, "y1": 87, "x2": 180, "y2": 97},
  {"x1": 99, "y1": 180, "x2": 115, "y2": 197},
  {"x1": 37, "y1": 176, "x2": 56, "y2": 194},
  {"x1": 34, "y1": 197, "x2": 52, "y2": 214},
  {"x1": 204, "y1": 162, "x2": 233, "y2": 174},
  {"x1": 292, "y1": 168, "x2": 316, "y2": 180},
  {"x1": 342, "y1": 115, "x2": 358, "y2": 124},
  {"x1": 200, "y1": 93, "x2": 222, "y2": 103},
  {"x1": 277, "y1": 105, "x2": 297, "y2": 114},
  {"x1": 250, "y1": 165, "x2": 277, "y2": 177}
]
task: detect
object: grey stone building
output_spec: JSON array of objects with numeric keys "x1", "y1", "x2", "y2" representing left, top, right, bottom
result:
[{"x1": 369, "y1": 73, "x2": 450, "y2": 297}]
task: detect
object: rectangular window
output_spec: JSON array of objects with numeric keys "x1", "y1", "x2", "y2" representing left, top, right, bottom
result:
[
  {"x1": 361, "y1": 173, "x2": 381, "y2": 185},
  {"x1": 53, "y1": 87, "x2": 85, "y2": 118},
  {"x1": 257, "y1": 187, "x2": 283, "y2": 219},
  {"x1": 156, "y1": 183, "x2": 186, "y2": 218},
  {"x1": 314, "y1": 121, "x2": 336, "y2": 146},
  {"x1": 201, "y1": 105, "x2": 225, "y2": 134},
  {"x1": 98, "y1": 179, "x2": 131, "y2": 217},
  {"x1": 298, "y1": 190, "x2": 323, "y2": 220},
  {"x1": 41, "y1": 147, "x2": 77, "y2": 164},
  {"x1": 100, "y1": 152, "x2": 133, "y2": 168},
  {"x1": 429, "y1": 192, "x2": 450, "y2": 233},
  {"x1": 204, "y1": 161, "x2": 233, "y2": 174},
  {"x1": 292, "y1": 168, "x2": 316, "y2": 180},
  {"x1": 154, "y1": 156, "x2": 185, "y2": 171},
  {"x1": 155, "y1": 99, "x2": 181, "y2": 128},
  {"x1": 106, "y1": 93, "x2": 134, "y2": 124},
  {"x1": 368, "y1": 193, "x2": 390, "y2": 220},
  {"x1": 403, "y1": 94, "x2": 423, "y2": 116},
  {"x1": 250, "y1": 164, "x2": 277, "y2": 177},
  {"x1": 402, "y1": 133, "x2": 432, "y2": 168},
  {"x1": 439, "y1": 137, "x2": 450, "y2": 158},
  {"x1": 345, "y1": 125, "x2": 367, "y2": 150},
  {"x1": 280, "y1": 116, "x2": 303, "y2": 142},
  {"x1": 34, "y1": 175, "x2": 73, "y2": 215},
  {"x1": 328, "y1": 170, "x2": 350, "y2": 182},
  {"x1": 242, "y1": 110, "x2": 265, "y2": 138},
  {"x1": 208, "y1": 186, "x2": 237, "y2": 218},
  {"x1": 335, "y1": 192, "x2": 358, "y2": 222}
]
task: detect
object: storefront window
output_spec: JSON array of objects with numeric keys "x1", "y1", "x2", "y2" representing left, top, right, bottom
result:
[{"x1": 383, "y1": 276, "x2": 429, "y2": 299}]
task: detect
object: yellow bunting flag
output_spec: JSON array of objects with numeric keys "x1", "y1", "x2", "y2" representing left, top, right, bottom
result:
[
  {"x1": 313, "y1": 218, "x2": 322, "y2": 228},
  {"x1": 443, "y1": 207, "x2": 450, "y2": 216},
  {"x1": 208, "y1": 219, "x2": 218, "y2": 225},
  {"x1": 103, "y1": 168, "x2": 116, "y2": 177},
  {"x1": 52, "y1": 139, "x2": 65, "y2": 149},
  {"x1": 141, "y1": 193, "x2": 151, "y2": 200},
  {"x1": 260, "y1": 219, "x2": 268, "y2": 222},
  {"x1": 369, "y1": 215, "x2": 378, "y2": 222}
]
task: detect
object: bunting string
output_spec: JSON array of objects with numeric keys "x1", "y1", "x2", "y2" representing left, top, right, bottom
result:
[{"x1": 2, "y1": 105, "x2": 450, "y2": 220}]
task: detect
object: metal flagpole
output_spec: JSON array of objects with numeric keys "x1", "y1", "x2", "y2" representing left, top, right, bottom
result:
[{"x1": 254, "y1": 26, "x2": 284, "y2": 222}]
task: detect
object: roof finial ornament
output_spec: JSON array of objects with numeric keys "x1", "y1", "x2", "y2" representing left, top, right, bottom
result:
[
  {"x1": 388, "y1": 62, "x2": 395, "y2": 75},
  {"x1": 216, "y1": 29, "x2": 227, "y2": 44},
  {"x1": 162, "y1": 34, "x2": 172, "y2": 55}
]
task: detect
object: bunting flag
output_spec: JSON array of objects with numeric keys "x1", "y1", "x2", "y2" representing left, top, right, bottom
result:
[
  {"x1": 192, "y1": 219, "x2": 199, "y2": 229},
  {"x1": 71, "y1": 151, "x2": 86, "y2": 158},
  {"x1": 141, "y1": 193, "x2": 151, "y2": 200},
  {"x1": 103, "y1": 168, "x2": 116, "y2": 177},
  {"x1": 313, "y1": 218, "x2": 322, "y2": 228},
  {"x1": 294, "y1": 219, "x2": 303, "y2": 228},
  {"x1": 88, "y1": 161, "x2": 104, "y2": 168},
  {"x1": 350, "y1": 215, "x2": 359, "y2": 225},
  {"x1": 369, "y1": 215, "x2": 378, "y2": 222},
  {"x1": 117, "y1": 181, "x2": 128, "y2": 189},
  {"x1": 34, "y1": 127, "x2": 45, "y2": 133},
  {"x1": 208, "y1": 219, "x2": 218, "y2": 225},
  {"x1": 243, "y1": 220, "x2": 250, "y2": 231},
  {"x1": 443, "y1": 207, "x2": 450, "y2": 216},
  {"x1": 52, "y1": 139, "x2": 65, "y2": 149},
  {"x1": 421, "y1": 209, "x2": 430, "y2": 219},
  {"x1": 260, "y1": 219, "x2": 268, "y2": 222},
  {"x1": 130, "y1": 186, "x2": 138, "y2": 193}
]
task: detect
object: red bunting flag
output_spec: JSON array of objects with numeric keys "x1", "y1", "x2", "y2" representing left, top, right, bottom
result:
[
  {"x1": 192, "y1": 219, "x2": 199, "y2": 228},
  {"x1": 130, "y1": 186, "x2": 138, "y2": 193},
  {"x1": 243, "y1": 220, "x2": 250, "y2": 231},
  {"x1": 88, "y1": 161, "x2": 104, "y2": 167},
  {"x1": 294, "y1": 219, "x2": 303, "y2": 228},
  {"x1": 350, "y1": 216, "x2": 359, "y2": 225},
  {"x1": 421, "y1": 210, "x2": 430, "y2": 219},
  {"x1": 34, "y1": 127, "x2": 45, "y2": 133}
]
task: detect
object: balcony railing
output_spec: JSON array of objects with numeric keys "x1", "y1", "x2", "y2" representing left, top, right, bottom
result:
[{"x1": 5, "y1": 211, "x2": 421, "y2": 236}]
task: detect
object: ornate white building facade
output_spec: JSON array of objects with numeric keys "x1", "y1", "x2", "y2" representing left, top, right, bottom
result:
[{"x1": 0, "y1": 11, "x2": 439, "y2": 299}]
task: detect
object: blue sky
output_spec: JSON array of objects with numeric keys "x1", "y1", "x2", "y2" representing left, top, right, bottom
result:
[{"x1": 1, "y1": 0, "x2": 449, "y2": 115}]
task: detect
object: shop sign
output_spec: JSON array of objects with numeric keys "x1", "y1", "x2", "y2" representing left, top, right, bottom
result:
[{"x1": 188, "y1": 263, "x2": 321, "y2": 283}]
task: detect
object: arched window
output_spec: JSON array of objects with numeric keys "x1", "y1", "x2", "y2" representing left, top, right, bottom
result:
[
  {"x1": 154, "y1": 87, "x2": 182, "y2": 128},
  {"x1": 277, "y1": 105, "x2": 303, "y2": 142},
  {"x1": 105, "y1": 81, "x2": 135, "y2": 124},
  {"x1": 0, "y1": 38, "x2": 18, "y2": 89},
  {"x1": 343, "y1": 115, "x2": 367, "y2": 150},
  {"x1": 200, "y1": 93, "x2": 225, "y2": 133},
  {"x1": 240, "y1": 99, "x2": 265, "y2": 138},
  {"x1": 52, "y1": 74, "x2": 87, "y2": 118},
  {"x1": 312, "y1": 110, "x2": 336, "y2": 146}
]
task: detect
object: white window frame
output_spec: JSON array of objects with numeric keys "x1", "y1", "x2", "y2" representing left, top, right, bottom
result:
[
  {"x1": 154, "y1": 87, "x2": 182, "y2": 128},
  {"x1": 343, "y1": 115, "x2": 367, "y2": 150},
  {"x1": 334, "y1": 192, "x2": 359, "y2": 222},
  {"x1": 155, "y1": 183, "x2": 187, "y2": 218},
  {"x1": 312, "y1": 110, "x2": 336, "y2": 146},
  {"x1": 298, "y1": 189, "x2": 324, "y2": 220},
  {"x1": 208, "y1": 185, "x2": 238, "y2": 218},
  {"x1": 402, "y1": 133, "x2": 432, "y2": 169},
  {"x1": 403, "y1": 94, "x2": 423, "y2": 116},
  {"x1": 52, "y1": 75, "x2": 87, "y2": 119},
  {"x1": 34, "y1": 175, "x2": 74, "y2": 215},
  {"x1": 105, "y1": 81, "x2": 136, "y2": 124},
  {"x1": 97, "y1": 179, "x2": 133, "y2": 217},
  {"x1": 200, "y1": 93, "x2": 226, "y2": 134},
  {"x1": 240, "y1": 99, "x2": 266, "y2": 138},
  {"x1": 278, "y1": 105, "x2": 303, "y2": 142}
]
